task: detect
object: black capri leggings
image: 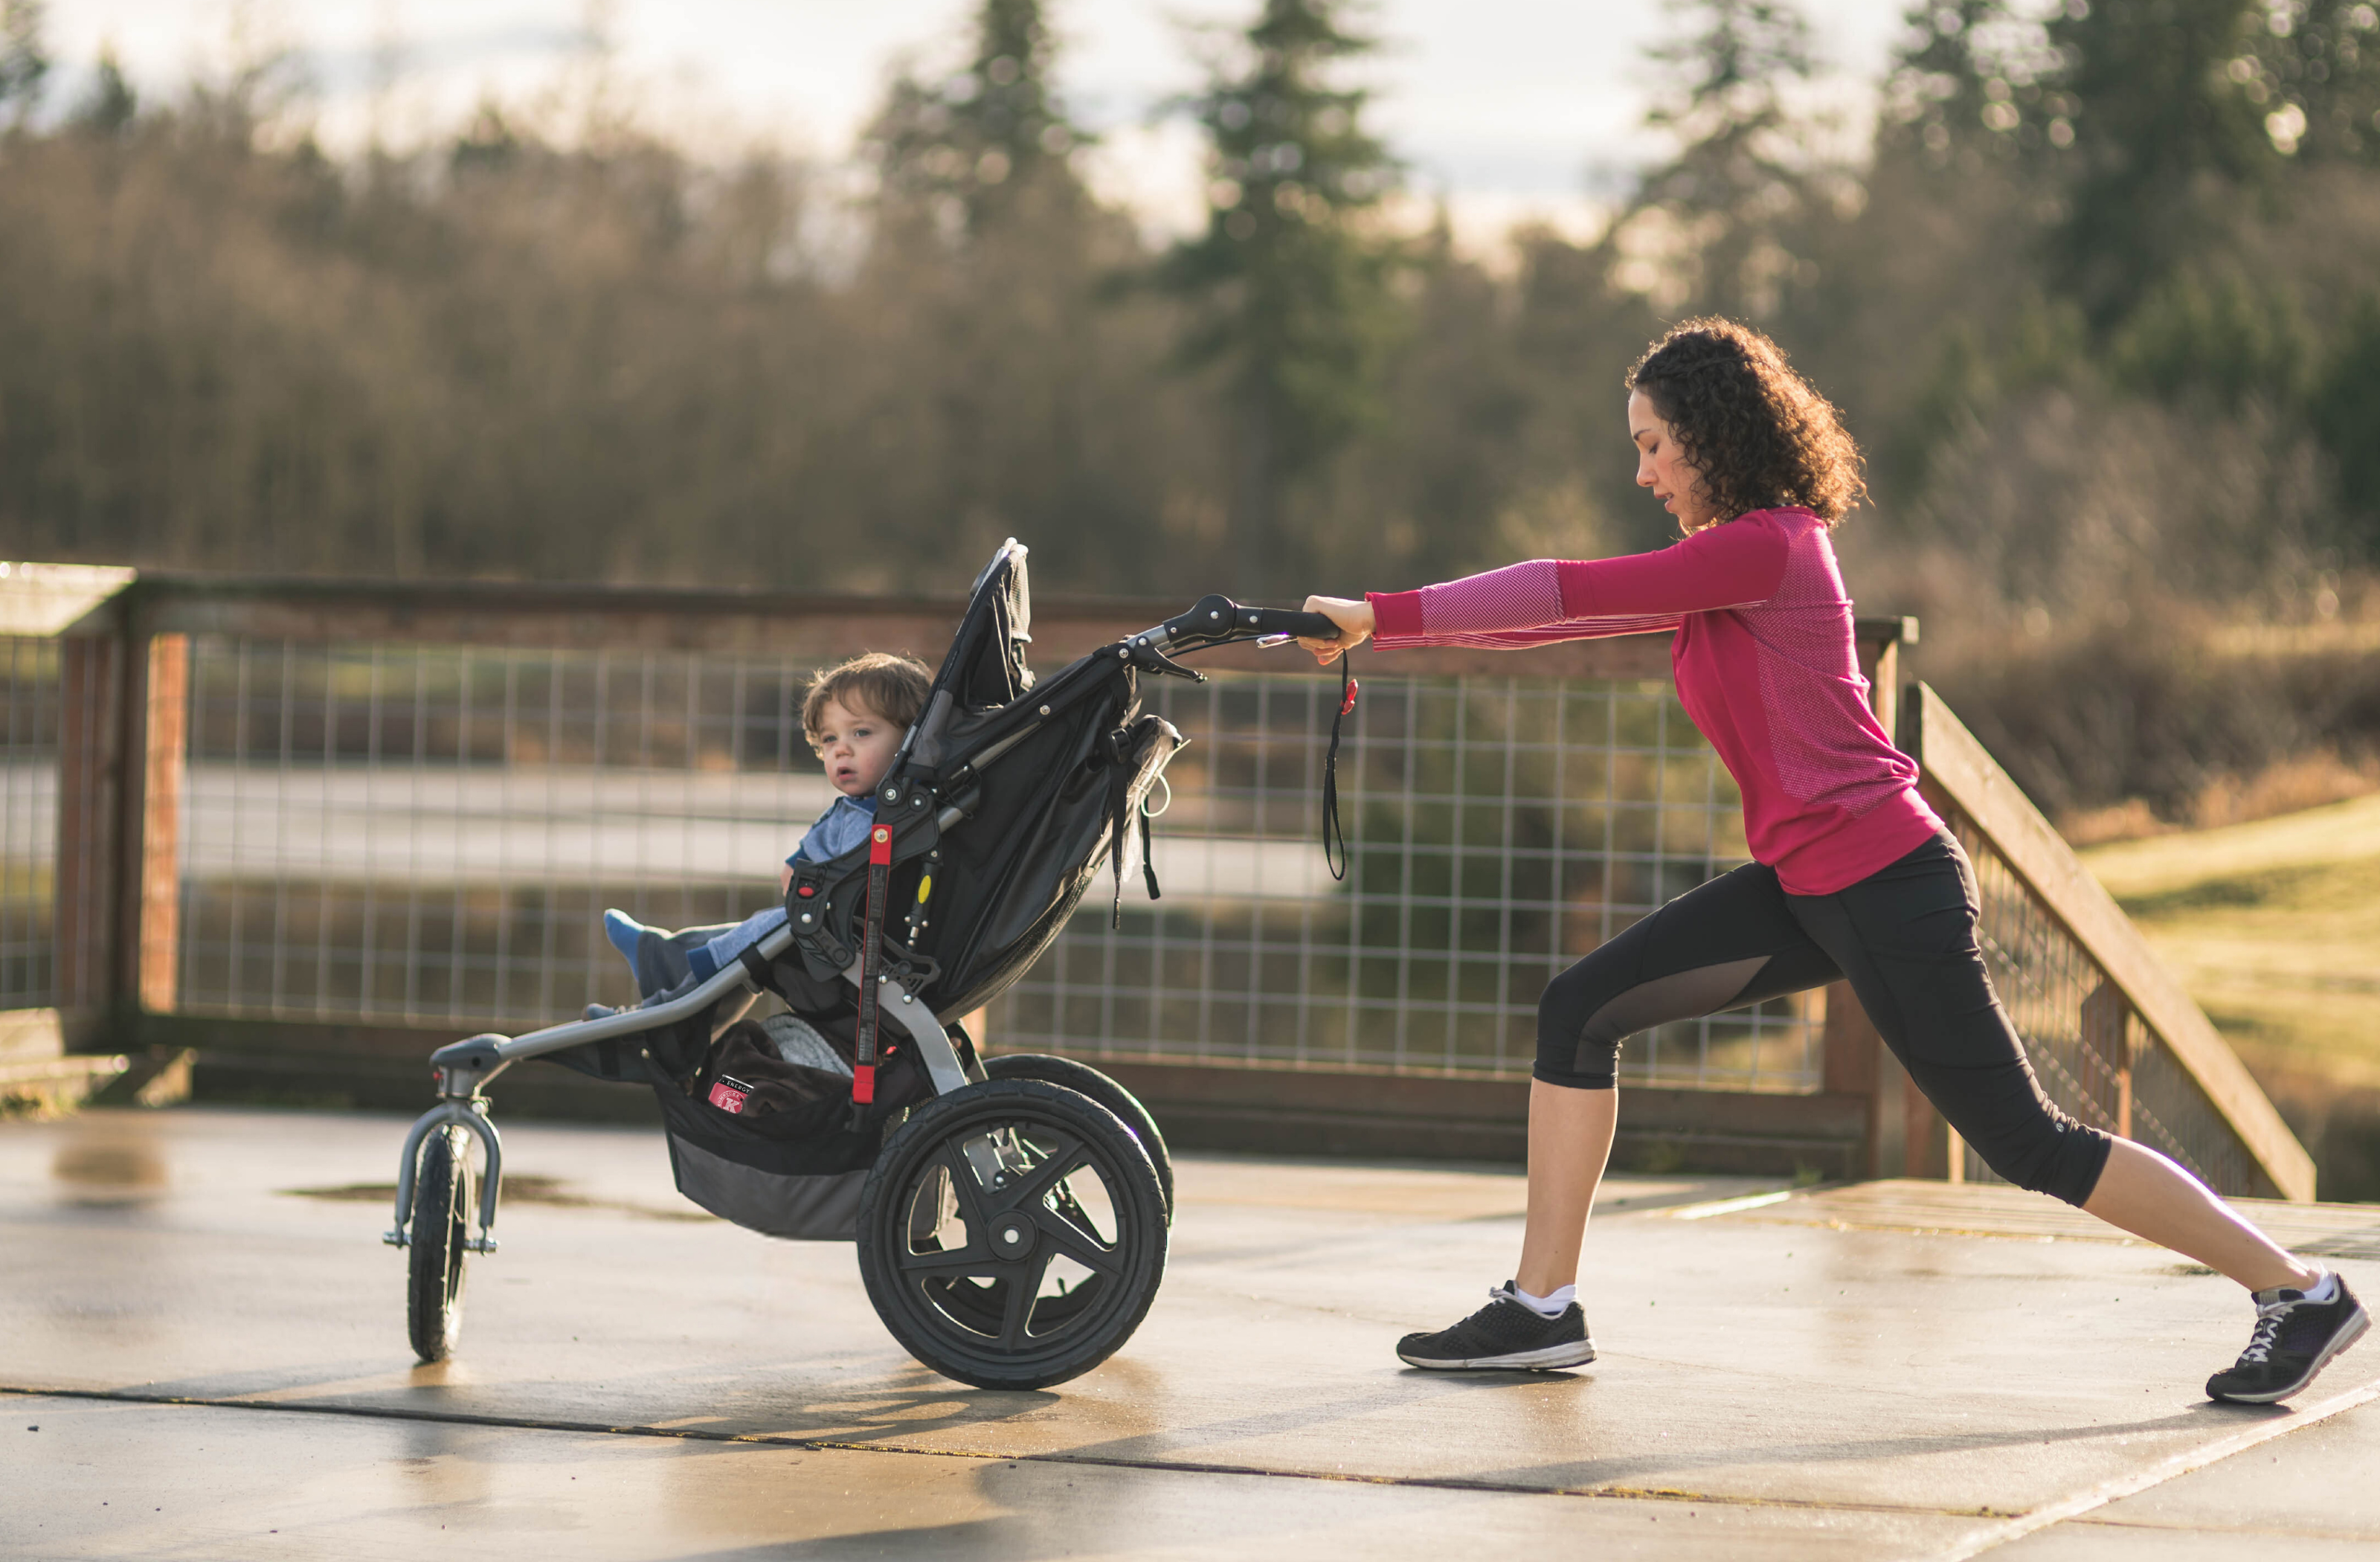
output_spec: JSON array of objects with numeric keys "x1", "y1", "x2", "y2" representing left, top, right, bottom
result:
[{"x1": 1537, "y1": 832, "x2": 2112, "y2": 1206}]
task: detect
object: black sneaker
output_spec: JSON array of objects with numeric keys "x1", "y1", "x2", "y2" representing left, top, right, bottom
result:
[
  {"x1": 1396, "y1": 1282, "x2": 1596, "y2": 1370},
  {"x1": 2206, "y1": 1273, "x2": 2370, "y2": 1404}
]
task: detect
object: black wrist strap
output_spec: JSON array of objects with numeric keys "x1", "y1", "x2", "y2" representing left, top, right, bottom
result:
[{"x1": 1322, "y1": 649, "x2": 1357, "y2": 881}]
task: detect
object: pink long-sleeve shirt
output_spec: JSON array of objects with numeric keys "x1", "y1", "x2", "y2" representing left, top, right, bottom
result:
[{"x1": 1366, "y1": 507, "x2": 1940, "y2": 896}]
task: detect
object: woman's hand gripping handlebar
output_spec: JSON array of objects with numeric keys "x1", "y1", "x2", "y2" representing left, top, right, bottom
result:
[{"x1": 1293, "y1": 596, "x2": 1374, "y2": 665}]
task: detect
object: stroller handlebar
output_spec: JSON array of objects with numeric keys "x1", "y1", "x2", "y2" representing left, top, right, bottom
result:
[{"x1": 1150, "y1": 594, "x2": 1339, "y2": 652}]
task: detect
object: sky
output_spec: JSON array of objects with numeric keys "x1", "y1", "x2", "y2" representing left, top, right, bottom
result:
[{"x1": 40, "y1": 0, "x2": 1915, "y2": 248}]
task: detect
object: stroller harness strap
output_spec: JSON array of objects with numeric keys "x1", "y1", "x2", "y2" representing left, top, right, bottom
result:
[
  {"x1": 1106, "y1": 716, "x2": 1172, "y2": 928},
  {"x1": 851, "y1": 821, "x2": 895, "y2": 1121}
]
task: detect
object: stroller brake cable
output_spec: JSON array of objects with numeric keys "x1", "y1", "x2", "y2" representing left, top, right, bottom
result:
[{"x1": 1322, "y1": 648, "x2": 1357, "y2": 881}]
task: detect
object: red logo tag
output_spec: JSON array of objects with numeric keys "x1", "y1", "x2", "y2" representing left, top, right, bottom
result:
[{"x1": 707, "y1": 1076, "x2": 751, "y2": 1114}]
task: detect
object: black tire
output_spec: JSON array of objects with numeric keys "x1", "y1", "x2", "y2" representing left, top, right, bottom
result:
[
  {"x1": 982, "y1": 1054, "x2": 1174, "y2": 1222},
  {"x1": 856, "y1": 1079, "x2": 1166, "y2": 1390},
  {"x1": 406, "y1": 1126, "x2": 475, "y2": 1363}
]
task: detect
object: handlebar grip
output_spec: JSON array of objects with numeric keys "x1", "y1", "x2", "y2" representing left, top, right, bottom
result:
[{"x1": 1254, "y1": 608, "x2": 1342, "y2": 642}]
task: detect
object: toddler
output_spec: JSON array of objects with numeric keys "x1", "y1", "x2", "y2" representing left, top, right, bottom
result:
[{"x1": 596, "y1": 652, "x2": 933, "y2": 1006}]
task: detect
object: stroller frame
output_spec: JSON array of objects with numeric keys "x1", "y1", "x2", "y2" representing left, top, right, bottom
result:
[
  {"x1": 380, "y1": 541, "x2": 1339, "y2": 1389},
  {"x1": 381, "y1": 925, "x2": 965, "y2": 1255}
]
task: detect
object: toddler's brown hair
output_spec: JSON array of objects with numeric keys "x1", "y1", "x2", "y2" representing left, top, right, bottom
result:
[{"x1": 802, "y1": 652, "x2": 933, "y2": 749}]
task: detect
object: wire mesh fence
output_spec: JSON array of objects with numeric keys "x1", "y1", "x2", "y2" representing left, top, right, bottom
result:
[
  {"x1": 0, "y1": 553, "x2": 2320, "y2": 1197},
  {"x1": 164, "y1": 634, "x2": 1821, "y2": 1090},
  {"x1": 1004, "y1": 672, "x2": 1821, "y2": 1090},
  {"x1": 175, "y1": 637, "x2": 829, "y2": 1026}
]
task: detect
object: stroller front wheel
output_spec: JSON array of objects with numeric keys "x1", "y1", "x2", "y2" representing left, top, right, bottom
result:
[
  {"x1": 405, "y1": 1125, "x2": 475, "y2": 1363},
  {"x1": 856, "y1": 1079, "x2": 1166, "y2": 1390}
]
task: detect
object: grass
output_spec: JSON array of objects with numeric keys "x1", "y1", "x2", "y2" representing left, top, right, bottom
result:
[
  {"x1": 2081, "y1": 793, "x2": 2380, "y2": 1197},
  {"x1": 2081, "y1": 791, "x2": 2380, "y2": 1090}
]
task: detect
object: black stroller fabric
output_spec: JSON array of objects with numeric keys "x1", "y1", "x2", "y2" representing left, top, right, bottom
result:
[
  {"x1": 791, "y1": 539, "x2": 1183, "y2": 1016},
  {"x1": 560, "y1": 541, "x2": 1183, "y2": 1241}
]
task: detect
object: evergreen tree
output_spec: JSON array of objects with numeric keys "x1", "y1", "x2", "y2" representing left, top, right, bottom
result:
[
  {"x1": 1885, "y1": 0, "x2": 2379, "y2": 325},
  {"x1": 847, "y1": 0, "x2": 1197, "y2": 591},
  {"x1": 2045, "y1": 0, "x2": 2278, "y2": 322},
  {"x1": 1162, "y1": 0, "x2": 1404, "y2": 594},
  {"x1": 869, "y1": 0, "x2": 1086, "y2": 234},
  {"x1": 73, "y1": 45, "x2": 135, "y2": 137},
  {"x1": 0, "y1": 0, "x2": 48, "y2": 123},
  {"x1": 1878, "y1": 0, "x2": 2072, "y2": 168},
  {"x1": 1627, "y1": 0, "x2": 1838, "y2": 321},
  {"x1": 2317, "y1": 294, "x2": 2380, "y2": 550},
  {"x1": 2241, "y1": 0, "x2": 2380, "y2": 164}
]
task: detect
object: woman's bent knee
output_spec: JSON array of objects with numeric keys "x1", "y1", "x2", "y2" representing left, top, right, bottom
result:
[
  {"x1": 1535, "y1": 954, "x2": 1628, "y2": 1083},
  {"x1": 1966, "y1": 1111, "x2": 2113, "y2": 1206}
]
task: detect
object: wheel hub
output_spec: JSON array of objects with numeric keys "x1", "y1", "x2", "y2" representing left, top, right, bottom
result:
[{"x1": 990, "y1": 1213, "x2": 1036, "y2": 1259}]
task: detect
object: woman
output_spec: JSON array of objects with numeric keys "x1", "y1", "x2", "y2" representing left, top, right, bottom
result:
[{"x1": 1296, "y1": 318, "x2": 2366, "y2": 1403}]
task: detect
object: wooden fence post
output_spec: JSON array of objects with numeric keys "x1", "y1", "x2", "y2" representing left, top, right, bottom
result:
[
  {"x1": 2082, "y1": 980, "x2": 2132, "y2": 1139},
  {"x1": 84, "y1": 618, "x2": 191, "y2": 1030},
  {"x1": 135, "y1": 634, "x2": 189, "y2": 1014}
]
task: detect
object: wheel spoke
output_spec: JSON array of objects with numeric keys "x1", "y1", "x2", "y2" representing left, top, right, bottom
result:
[
  {"x1": 1032, "y1": 1201, "x2": 1123, "y2": 1277},
  {"x1": 994, "y1": 1135, "x2": 1085, "y2": 1213},
  {"x1": 896, "y1": 1243, "x2": 996, "y2": 1278},
  {"x1": 997, "y1": 1252, "x2": 1051, "y2": 1350},
  {"x1": 932, "y1": 1144, "x2": 992, "y2": 1228}
]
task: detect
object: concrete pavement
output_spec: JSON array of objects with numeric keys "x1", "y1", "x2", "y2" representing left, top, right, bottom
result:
[{"x1": 5, "y1": 1106, "x2": 2379, "y2": 1559}]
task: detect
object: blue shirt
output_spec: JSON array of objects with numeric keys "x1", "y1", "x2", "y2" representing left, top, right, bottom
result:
[{"x1": 789, "y1": 794, "x2": 878, "y2": 867}]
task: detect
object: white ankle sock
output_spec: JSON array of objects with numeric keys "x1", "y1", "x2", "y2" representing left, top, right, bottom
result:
[
  {"x1": 2296, "y1": 1269, "x2": 2338, "y2": 1302},
  {"x1": 1505, "y1": 1282, "x2": 1576, "y2": 1318}
]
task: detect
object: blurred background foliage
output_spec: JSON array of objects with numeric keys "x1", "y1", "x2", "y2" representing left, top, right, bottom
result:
[{"x1": 3, "y1": 0, "x2": 2379, "y2": 826}]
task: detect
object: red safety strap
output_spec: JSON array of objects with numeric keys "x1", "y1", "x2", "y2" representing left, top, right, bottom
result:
[{"x1": 851, "y1": 821, "x2": 895, "y2": 1112}]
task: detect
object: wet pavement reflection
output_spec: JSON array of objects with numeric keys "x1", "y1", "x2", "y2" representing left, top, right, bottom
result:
[{"x1": 4, "y1": 1107, "x2": 2376, "y2": 1558}]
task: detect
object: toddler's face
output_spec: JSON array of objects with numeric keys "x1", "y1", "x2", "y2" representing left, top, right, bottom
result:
[{"x1": 811, "y1": 697, "x2": 904, "y2": 800}]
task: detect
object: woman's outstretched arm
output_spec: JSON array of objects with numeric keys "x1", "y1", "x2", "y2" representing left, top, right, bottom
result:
[{"x1": 1300, "y1": 515, "x2": 1795, "y2": 664}]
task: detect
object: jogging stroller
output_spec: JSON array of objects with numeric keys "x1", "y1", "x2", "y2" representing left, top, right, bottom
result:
[{"x1": 380, "y1": 541, "x2": 1341, "y2": 1389}]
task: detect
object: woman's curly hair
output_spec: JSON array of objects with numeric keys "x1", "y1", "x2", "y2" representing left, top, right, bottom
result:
[{"x1": 1627, "y1": 318, "x2": 1868, "y2": 528}]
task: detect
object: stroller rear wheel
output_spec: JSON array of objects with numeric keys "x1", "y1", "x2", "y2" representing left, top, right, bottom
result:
[
  {"x1": 856, "y1": 1079, "x2": 1166, "y2": 1390},
  {"x1": 982, "y1": 1054, "x2": 1174, "y2": 1221},
  {"x1": 406, "y1": 1125, "x2": 475, "y2": 1363}
]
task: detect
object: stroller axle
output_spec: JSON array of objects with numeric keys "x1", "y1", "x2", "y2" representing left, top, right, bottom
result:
[{"x1": 385, "y1": 1096, "x2": 504, "y2": 1253}]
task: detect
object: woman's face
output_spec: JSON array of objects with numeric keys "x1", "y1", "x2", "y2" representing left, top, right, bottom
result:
[{"x1": 1628, "y1": 389, "x2": 1717, "y2": 533}]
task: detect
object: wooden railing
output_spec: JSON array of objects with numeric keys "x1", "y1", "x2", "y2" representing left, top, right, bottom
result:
[{"x1": 1904, "y1": 683, "x2": 2315, "y2": 1201}]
